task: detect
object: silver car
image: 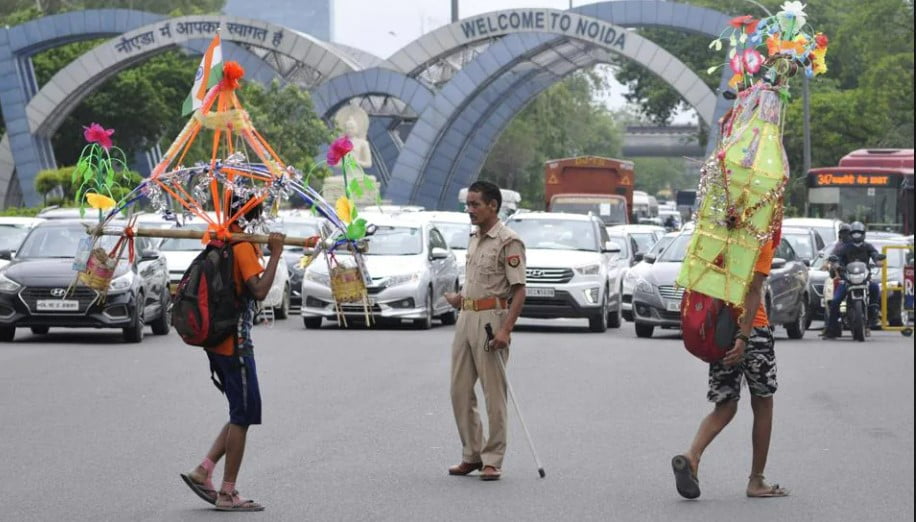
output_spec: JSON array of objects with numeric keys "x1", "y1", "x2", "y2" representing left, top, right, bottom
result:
[{"x1": 300, "y1": 214, "x2": 459, "y2": 329}]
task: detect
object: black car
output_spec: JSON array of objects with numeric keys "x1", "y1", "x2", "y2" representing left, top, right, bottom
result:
[
  {"x1": 0, "y1": 220, "x2": 171, "y2": 342},
  {"x1": 781, "y1": 226, "x2": 824, "y2": 328}
]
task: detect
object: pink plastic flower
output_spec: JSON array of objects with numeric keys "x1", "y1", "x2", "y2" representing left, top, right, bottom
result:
[
  {"x1": 327, "y1": 136, "x2": 353, "y2": 166},
  {"x1": 729, "y1": 53, "x2": 744, "y2": 74},
  {"x1": 742, "y1": 48, "x2": 764, "y2": 74},
  {"x1": 83, "y1": 123, "x2": 115, "y2": 150}
]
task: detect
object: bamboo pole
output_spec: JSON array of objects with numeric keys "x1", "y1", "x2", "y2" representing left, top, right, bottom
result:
[{"x1": 86, "y1": 225, "x2": 334, "y2": 250}]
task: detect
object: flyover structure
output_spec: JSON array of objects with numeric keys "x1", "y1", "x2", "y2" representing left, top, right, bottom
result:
[{"x1": 0, "y1": 2, "x2": 730, "y2": 209}]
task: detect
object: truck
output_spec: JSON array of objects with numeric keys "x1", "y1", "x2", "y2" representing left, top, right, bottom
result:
[{"x1": 544, "y1": 156, "x2": 635, "y2": 226}]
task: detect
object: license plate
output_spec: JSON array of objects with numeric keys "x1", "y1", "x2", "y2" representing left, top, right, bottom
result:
[
  {"x1": 666, "y1": 300, "x2": 681, "y2": 312},
  {"x1": 526, "y1": 287, "x2": 555, "y2": 298},
  {"x1": 36, "y1": 299, "x2": 79, "y2": 312}
]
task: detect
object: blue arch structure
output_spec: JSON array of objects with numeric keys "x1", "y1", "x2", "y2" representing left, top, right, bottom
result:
[{"x1": 0, "y1": 9, "x2": 360, "y2": 207}]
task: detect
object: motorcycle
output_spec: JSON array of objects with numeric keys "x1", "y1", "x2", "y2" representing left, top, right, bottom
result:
[{"x1": 830, "y1": 254, "x2": 886, "y2": 342}]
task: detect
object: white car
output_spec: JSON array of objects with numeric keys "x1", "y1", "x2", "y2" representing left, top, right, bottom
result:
[
  {"x1": 782, "y1": 217, "x2": 842, "y2": 246},
  {"x1": 300, "y1": 213, "x2": 459, "y2": 329},
  {"x1": 270, "y1": 212, "x2": 333, "y2": 312},
  {"x1": 504, "y1": 212, "x2": 624, "y2": 332},
  {"x1": 419, "y1": 211, "x2": 472, "y2": 288},
  {"x1": 0, "y1": 217, "x2": 44, "y2": 269},
  {"x1": 159, "y1": 216, "x2": 290, "y2": 318}
]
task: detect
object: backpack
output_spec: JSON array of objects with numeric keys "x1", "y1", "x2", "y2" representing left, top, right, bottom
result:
[
  {"x1": 680, "y1": 290, "x2": 738, "y2": 363},
  {"x1": 171, "y1": 240, "x2": 242, "y2": 349}
]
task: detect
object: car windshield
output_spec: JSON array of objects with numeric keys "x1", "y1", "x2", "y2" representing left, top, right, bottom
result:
[
  {"x1": 363, "y1": 226, "x2": 423, "y2": 255},
  {"x1": 813, "y1": 226, "x2": 837, "y2": 245},
  {"x1": 550, "y1": 197, "x2": 628, "y2": 225},
  {"x1": 508, "y1": 219, "x2": 598, "y2": 251},
  {"x1": 16, "y1": 226, "x2": 120, "y2": 258},
  {"x1": 607, "y1": 235, "x2": 630, "y2": 257},
  {"x1": 432, "y1": 222, "x2": 471, "y2": 250},
  {"x1": 658, "y1": 233, "x2": 692, "y2": 262},
  {"x1": 648, "y1": 235, "x2": 675, "y2": 256},
  {"x1": 159, "y1": 224, "x2": 209, "y2": 251},
  {"x1": 279, "y1": 222, "x2": 320, "y2": 251},
  {"x1": 631, "y1": 232, "x2": 657, "y2": 254},
  {"x1": 0, "y1": 225, "x2": 29, "y2": 251},
  {"x1": 784, "y1": 233, "x2": 815, "y2": 260}
]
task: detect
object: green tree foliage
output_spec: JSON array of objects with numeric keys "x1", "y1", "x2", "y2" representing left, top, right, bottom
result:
[
  {"x1": 479, "y1": 72, "x2": 623, "y2": 209},
  {"x1": 34, "y1": 165, "x2": 142, "y2": 206}
]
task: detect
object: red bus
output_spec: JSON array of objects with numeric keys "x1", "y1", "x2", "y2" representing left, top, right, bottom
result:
[{"x1": 807, "y1": 149, "x2": 914, "y2": 235}]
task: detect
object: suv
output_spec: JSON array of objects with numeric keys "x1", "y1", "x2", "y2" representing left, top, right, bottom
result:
[
  {"x1": 505, "y1": 212, "x2": 623, "y2": 332},
  {"x1": 0, "y1": 220, "x2": 171, "y2": 342}
]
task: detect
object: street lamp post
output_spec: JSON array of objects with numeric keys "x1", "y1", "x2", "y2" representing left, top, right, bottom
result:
[{"x1": 451, "y1": 0, "x2": 459, "y2": 23}]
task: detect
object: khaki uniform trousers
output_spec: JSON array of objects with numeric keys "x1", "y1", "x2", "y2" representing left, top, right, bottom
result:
[{"x1": 450, "y1": 308, "x2": 509, "y2": 469}]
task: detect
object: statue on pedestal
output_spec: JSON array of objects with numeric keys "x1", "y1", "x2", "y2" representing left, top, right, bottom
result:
[{"x1": 334, "y1": 103, "x2": 372, "y2": 169}]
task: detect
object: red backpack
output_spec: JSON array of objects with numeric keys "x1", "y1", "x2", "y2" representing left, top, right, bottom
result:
[
  {"x1": 171, "y1": 240, "x2": 242, "y2": 348},
  {"x1": 680, "y1": 290, "x2": 738, "y2": 363}
]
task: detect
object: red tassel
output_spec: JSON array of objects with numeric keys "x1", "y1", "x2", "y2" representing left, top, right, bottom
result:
[{"x1": 221, "y1": 61, "x2": 245, "y2": 90}]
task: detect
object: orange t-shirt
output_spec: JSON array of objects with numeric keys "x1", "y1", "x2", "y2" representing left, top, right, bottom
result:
[
  {"x1": 210, "y1": 242, "x2": 264, "y2": 356},
  {"x1": 748, "y1": 240, "x2": 775, "y2": 328}
]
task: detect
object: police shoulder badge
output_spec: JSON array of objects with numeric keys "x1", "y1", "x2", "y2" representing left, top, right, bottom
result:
[{"x1": 507, "y1": 255, "x2": 521, "y2": 268}]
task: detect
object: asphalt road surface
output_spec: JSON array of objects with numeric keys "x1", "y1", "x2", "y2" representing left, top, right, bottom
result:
[{"x1": 1, "y1": 317, "x2": 912, "y2": 522}]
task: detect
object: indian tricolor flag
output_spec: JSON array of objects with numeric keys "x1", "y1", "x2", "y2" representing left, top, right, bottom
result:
[{"x1": 181, "y1": 32, "x2": 223, "y2": 115}]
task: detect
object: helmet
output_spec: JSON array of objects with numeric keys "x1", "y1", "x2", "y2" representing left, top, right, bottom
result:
[
  {"x1": 850, "y1": 221, "x2": 866, "y2": 245},
  {"x1": 838, "y1": 223, "x2": 852, "y2": 241}
]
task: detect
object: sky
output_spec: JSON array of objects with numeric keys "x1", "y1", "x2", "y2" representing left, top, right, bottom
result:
[{"x1": 332, "y1": 0, "x2": 698, "y2": 124}]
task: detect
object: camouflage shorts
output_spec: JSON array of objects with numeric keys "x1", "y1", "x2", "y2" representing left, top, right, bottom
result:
[{"x1": 707, "y1": 327, "x2": 777, "y2": 403}]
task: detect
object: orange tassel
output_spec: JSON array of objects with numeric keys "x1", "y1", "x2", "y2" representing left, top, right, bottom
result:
[{"x1": 222, "y1": 61, "x2": 245, "y2": 90}]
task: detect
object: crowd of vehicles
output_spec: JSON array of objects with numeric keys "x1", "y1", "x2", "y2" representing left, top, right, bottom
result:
[{"x1": 2, "y1": 173, "x2": 911, "y2": 343}]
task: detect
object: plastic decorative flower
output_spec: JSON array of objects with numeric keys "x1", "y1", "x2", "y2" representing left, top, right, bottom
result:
[
  {"x1": 815, "y1": 32, "x2": 829, "y2": 49},
  {"x1": 730, "y1": 53, "x2": 745, "y2": 74},
  {"x1": 83, "y1": 123, "x2": 114, "y2": 150},
  {"x1": 766, "y1": 34, "x2": 781, "y2": 56},
  {"x1": 327, "y1": 136, "x2": 354, "y2": 166},
  {"x1": 335, "y1": 196, "x2": 353, "y2": 224},
  {"x1": 743, "y1": 49, "x2": 764, "y2": 74},
  {"x1": 811, "y1": 46, "x2": 828, "y2": 75},
  {"x1": 780, "y1": 2, "x2": 808, "y2": 28},
  {"x1": 85, "y1": 192, "x2": 116, "y2": 210},
  {"x1": 728, "y1": 73, "x2": 745, "y2": 89}
]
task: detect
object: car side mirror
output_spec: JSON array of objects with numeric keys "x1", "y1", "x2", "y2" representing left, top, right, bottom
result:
[
  {"x1": 771, "y1": 257, "x2": 787, "y2": 270},
  {"x1": 602, "y1": 242, "x2": 621, "y2": 254},
  {"x1": 0, "y1": 250, "x2": 11, "y2": 261},
  {"x1": 430, "y1": 247, "x2": 449, "y2": 260},
  {"x1": 643, "y1": 253, "x2": 657, "y2": 264},
  {"x1": 803, "y1": 259, "x2": 811, "y2": 267},
  {"x1": 633, "y1": 252, "x2": 644, "y2": 263}
]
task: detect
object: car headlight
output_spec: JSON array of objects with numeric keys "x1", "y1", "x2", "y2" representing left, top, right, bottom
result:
[
  {"x1": 848, "y1": 273, "x2": 867, "y2": 285},
  {"x1": 305, "y1": 270, "x2": 330, "y2": 287},
  {"x1": 386, "y1": 273, "x2": 421, "y2": 287},
  {"x1": 0, "y1": 273, "x2": 21, "y2": 293},
  {"x1": 575, "y1": 264, "x2": 601, "y2": 276},
  {"x1": 108, "y1": 272, "x2": 134, "y2": 293},
  {"x1": 635, "y1": 278, "x2": 655, "y2": 294}
]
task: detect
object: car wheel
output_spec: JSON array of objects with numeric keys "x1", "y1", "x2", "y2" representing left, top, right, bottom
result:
[
  {"x1": 0, "y1": 326, "x2": 14, "y2": 342},
  {"x1": 414, "y1": 287, "x2": 433, "y2": 330},
  {"x1": 608, "y1": 285, "x2": 623, "y2": 329},
  {"x1": 622, "y1": 309, "x2": 634, "y2": 322},
  {"x1": 439, "y1": 282, "x2": 459, "y2": 325},
  {"x1": 635, "y1": 322, "x2": 654, "y2": 338},
  {"x1": 275, "y1": 284, "x2": 290, "y2": 320},
  {"x1": 785, "y1": 296, "x2": 807, "y2": 340},
  {"x1": 123, "y1": 298, "x2": 145, "y2": 343},
  {"x1": 150, "y1": 288, "x2": 171, "y2": 336},
  {"x1": 303, "y1": 316, "x2": 322, "y2": 329},
  {"x1": 30, "y1": 326, "x2": 50, "y2": 335},
  {"x1": 588, "y1": 291, "x2": 608, "y2": 333}
]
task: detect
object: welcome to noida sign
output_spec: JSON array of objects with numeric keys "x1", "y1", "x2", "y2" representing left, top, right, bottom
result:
[{"x1": 458, "y1": 9, "x2": 628, "y2": 50}]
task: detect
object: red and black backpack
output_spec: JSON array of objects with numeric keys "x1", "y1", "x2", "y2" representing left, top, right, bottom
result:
[
  {"x1": 680, "y1": 290, "x2": 738, "y2": 363},
  {"x1": 171, "y1": 240, "x2": 242, "y2": 348}
]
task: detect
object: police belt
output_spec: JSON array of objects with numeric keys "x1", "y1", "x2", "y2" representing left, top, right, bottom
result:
[{"x1": 461, "y1": 296, "x2": 509, "y2": 312}]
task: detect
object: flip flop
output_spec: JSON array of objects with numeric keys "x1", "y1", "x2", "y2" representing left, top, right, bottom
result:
[
  {"x1": 671, "y1": 455, "x2": 701, "y2": 499},
  {"x1": 215, "y1": 490, "x2": 265, "y2": 512},
  {"x1": 180, "y1": 473, "x2": 217, "y2": 505},
  {"x1": 747, "y1": 483, "x2": 789, "y2": 498}
]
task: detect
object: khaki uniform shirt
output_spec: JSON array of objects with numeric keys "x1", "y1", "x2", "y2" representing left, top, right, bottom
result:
[{"x1": 463, "y1": 221, "x2": 526, "y2": 300}]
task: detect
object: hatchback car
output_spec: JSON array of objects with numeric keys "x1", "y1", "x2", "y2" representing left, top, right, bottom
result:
[
  {"x1": 505, "y1": 212, "x2": 623, "y2": 332},
  {"x1": 0, "y1": 217, "x2": 44, "y2": 270},
  {"x1": 0, "y1": 220, "x2": 170, "y2": 342},
  {"x1": 421, "y1": 211, "x2": 472, "y2": 288},
  {"x1": 300, "y1": 214, "x2": 459, "y2": 329}
]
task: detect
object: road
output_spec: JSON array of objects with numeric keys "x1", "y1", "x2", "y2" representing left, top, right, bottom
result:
[{"x1": 0, "y1": 317, "x2": 912, "y2": 522}]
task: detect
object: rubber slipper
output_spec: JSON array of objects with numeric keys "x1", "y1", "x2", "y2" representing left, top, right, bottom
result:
[
  {"x1": 671, "y1": 455, "x2": 701, "y2": 499},
  {"x1": 747, "y1": 484, "x2": 789, "y2": 498},
  {"x1": 215, "y1": 490, "x2": 265, "y2": 512},
  {"x1": 180, "y1": 473, "x2": 217, "y2": 505}
]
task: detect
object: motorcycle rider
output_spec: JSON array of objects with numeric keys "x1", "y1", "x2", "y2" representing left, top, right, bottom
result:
[{"x1": 826, "y1": 222, "x2": 883, "y2": 337}]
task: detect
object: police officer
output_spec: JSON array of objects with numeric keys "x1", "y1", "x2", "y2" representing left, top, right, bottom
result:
[
  {"x1": 826, "y1": 221, "x2": 884, "y2": 336},
  {"x1": 444, "y1": 181, "x2": 526, "y2": 481}
]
